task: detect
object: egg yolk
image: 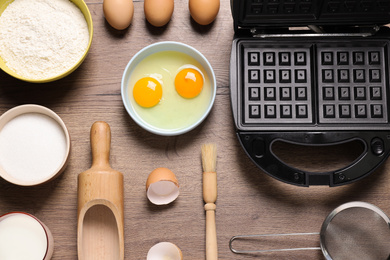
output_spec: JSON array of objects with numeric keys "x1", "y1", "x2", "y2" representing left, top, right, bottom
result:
[
  {"x1": 175, "y1": 68, "x2": 204, "y2": 98},
  {"x1": 133, "y1": 77, "x2": 163, "y2": 108}
]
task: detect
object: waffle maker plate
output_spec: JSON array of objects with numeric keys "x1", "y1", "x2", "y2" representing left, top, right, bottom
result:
[{"x1": 230, "y1": 0, "x2": 390, "y2": 186}]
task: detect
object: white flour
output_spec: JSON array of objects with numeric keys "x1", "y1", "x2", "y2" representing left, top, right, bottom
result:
[{"x1": 0, "y1": 0, "x2": 89, "y2": 80}]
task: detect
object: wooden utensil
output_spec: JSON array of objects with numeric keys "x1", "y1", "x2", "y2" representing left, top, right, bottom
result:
[
  {"x1": 201, "y1": 143, "x2": 218, "y2": 260},
  {"x1": 77, "y1": 121, "x2": 124, "y2": 260}
]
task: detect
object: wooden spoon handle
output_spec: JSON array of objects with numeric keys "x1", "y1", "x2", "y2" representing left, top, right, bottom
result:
[
  {"x1": 205, "y1": 203, "x2": 218, "y2": 260},
  {"x1": 91, "y1": 121, "x2": 111, "y2": 168}
]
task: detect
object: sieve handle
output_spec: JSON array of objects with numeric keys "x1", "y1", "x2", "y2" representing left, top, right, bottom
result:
[
  {"x1": 229, "y1": 233, "x2": 321, "y2": 254},
  {"x1": 238, "y1": 131, "x2": 390, "y2": 186}
]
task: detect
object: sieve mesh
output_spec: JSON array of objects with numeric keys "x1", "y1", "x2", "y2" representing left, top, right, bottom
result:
[
  {"x1": 230, "y1": 202, "x2": 390, "y2": 259},
  {"x1": 321, "y1": 205, "x2": 390, "y2": 260}
]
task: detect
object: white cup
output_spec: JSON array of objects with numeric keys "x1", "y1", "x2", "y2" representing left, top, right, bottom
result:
[{"x1": 0, "y1": 212, "x2": 54, "y2": 259}]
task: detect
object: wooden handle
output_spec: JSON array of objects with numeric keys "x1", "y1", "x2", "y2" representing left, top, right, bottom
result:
[
  {"x1": 91, "y1": 121, "x2": 111, "y2": 169},
  {"x1": 205, "y1": 203, "x2": 218, "y2": 260},
  {"x1": 203, "y1": 168, "x2": 218, "y2": 259},
  {"x1": 203, "y1": 171, "x2": 217, "y2": 203},
  {"x1": 77, "y1": 121, "x2": 124, "y2": 260}
]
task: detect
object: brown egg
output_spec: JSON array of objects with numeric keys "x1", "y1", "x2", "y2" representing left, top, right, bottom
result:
[
  {"x1": 103, "y1": 0, "x2": 134, "y2": 30},
  {"x1": 189, "y1": 0, "x2": 220, "y2": 26},
  {"x1": 144, "y1": 0, "x2": 174, "y2": 27}
]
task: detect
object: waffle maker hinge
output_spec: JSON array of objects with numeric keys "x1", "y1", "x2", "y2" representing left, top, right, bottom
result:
[{"x1": 249, "y1": 24, "x2": 381, "y2": 38}]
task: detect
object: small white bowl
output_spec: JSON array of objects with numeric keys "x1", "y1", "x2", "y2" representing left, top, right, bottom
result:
[
  {"x1": 0, "y1": 104, "x2": 70, "y2": 186},
  {"x1": 121, "y1": 41, "x2": 216, "y2": 136},
  {"x1": 0, "y1": 212, "x2": 54, "y2": 259}
]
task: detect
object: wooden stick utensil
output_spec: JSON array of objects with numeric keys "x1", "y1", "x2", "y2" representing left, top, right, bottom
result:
[
  {"x1": 201, "y1": 143, "x2": 218, "y2": 260},
  {"x1": 77, "y1": 121, "x2": 124, "y2": 260}
]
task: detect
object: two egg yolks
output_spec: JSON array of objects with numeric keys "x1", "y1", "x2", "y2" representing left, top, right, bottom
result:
[{"x1": 133, "y1": 68, "x2": 204, "y2": 108}]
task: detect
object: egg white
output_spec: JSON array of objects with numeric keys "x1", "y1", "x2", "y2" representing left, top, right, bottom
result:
[{"x1": 127, "y1": 51, "x2": 212, "y2": 132}]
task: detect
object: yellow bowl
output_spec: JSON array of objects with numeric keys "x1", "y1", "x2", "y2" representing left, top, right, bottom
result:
[{"x1": 0, "y1": 0, "x2": 93, "y2": 83}]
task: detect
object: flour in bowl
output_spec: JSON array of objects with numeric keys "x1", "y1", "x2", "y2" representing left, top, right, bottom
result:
[{"x1": 0, "y1": 0, "x2": 89, "y2": 80}]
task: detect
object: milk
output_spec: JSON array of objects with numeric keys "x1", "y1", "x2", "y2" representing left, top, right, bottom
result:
[{"x1": 0, "y1": 213, "x2": 48, "y2": 259}]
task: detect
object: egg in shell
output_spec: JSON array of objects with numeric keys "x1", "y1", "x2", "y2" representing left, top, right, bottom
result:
[
  {"x1": 175, "y1": 64, "x2": 204, "y2": 99},
  {"x1": 144, "y1": 0, "x2": 174, "y2": 27},
  {"x1": 103, "y1": 0, "x2": 134, "y2": 30},
  {"x1": 146, "y1": 168, "x2": 179, "y2": 205},
  {"x1": 147, "y1": 242, "x2": 183, "y2": 260},
  {"x1": 189, "y1": 0, "x2": 220, "y2": 25}
]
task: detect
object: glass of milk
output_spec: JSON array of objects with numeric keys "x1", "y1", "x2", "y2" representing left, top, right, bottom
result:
[{"x1": 0, "y1": 212, "x2": 54, "y2": 259}]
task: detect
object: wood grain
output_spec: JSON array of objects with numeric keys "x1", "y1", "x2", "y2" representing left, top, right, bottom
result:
[
  {"x1": 1, "y1": 1, "x2": 390, "y2": 259},
  {"x1": 202, "y1": 143, "x2": 218, "y2": 260},
  {"x1": 77, "y1": 121, "x2": 124, "y2": 260}
]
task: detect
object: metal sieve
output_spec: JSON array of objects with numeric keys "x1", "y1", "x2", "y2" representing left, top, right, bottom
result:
[{"x1": 229, "y1": 201, "x2": 390, "y2": 259}]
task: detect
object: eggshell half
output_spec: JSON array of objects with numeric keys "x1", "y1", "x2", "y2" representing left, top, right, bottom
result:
[
  {"x1": 147, "y1": 242, "x2": 183, "y2": 260},
  {"x1": 146, "y1": 168, "x2": 179, "y2": 205}
]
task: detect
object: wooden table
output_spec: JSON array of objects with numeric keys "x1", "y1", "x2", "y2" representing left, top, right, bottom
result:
[{"x1": 1, "y1": 1, "x2": 390, "y2": 259}]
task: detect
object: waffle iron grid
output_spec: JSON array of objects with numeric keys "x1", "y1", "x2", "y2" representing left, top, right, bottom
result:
[{"x1": 240, "y1": 40, "x2": 389, "y2": 129}]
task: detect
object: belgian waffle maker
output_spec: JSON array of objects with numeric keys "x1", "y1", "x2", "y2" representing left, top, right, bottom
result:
[{"x1": 230, "y1": 0, "x2": 390, "y2": 186}]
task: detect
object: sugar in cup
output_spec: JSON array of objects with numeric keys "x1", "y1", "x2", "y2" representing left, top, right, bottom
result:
[{"x1": 0, "y1": 104, "x2": 71, "y2": 186}]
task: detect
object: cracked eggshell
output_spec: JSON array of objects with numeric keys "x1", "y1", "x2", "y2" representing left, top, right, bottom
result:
[
  {"x1": 147, "y1": 242, "x2": 183, "y2": 260},
  {"x1": 146, "y1": 168, "x2": 179, "y2": 205}
]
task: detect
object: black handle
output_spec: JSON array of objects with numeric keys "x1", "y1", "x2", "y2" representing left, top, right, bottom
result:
[{"x1": 238, "y1": 131, "x2": 390, "y2": 186}]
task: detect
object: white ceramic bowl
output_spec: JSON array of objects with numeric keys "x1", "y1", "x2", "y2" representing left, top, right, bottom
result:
[
  {"x1": 0, "y1": 104, "x2": 70, "y2": 186},
  {"x1": 0, "y1": 212, "x2": 54, "y2": 259},
  {"x1": 121, "y1": 41, "x2": 216, "y2": 136}
]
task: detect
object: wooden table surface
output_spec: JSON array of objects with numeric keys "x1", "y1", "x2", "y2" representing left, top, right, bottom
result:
[{"x1": 1, "y1": 1, "x2": 390, "y2": 259}]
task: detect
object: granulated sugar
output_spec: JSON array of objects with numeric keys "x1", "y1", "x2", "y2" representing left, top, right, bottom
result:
[
  {"x1": 0, "y1": 113, "x2": 67, "y2": 182},
  {"x1": 0, "y1": 0, "x2": 89, "y2": 80}
]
